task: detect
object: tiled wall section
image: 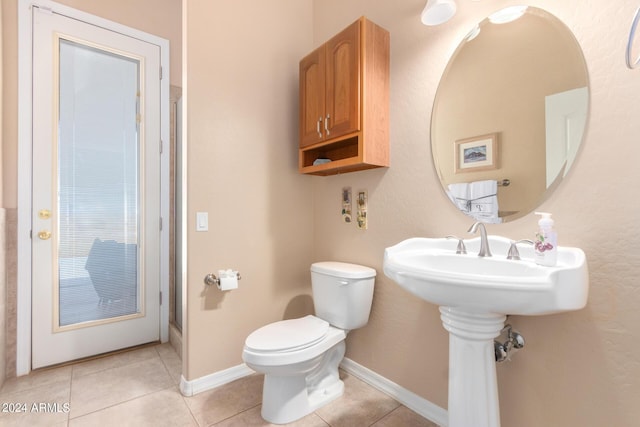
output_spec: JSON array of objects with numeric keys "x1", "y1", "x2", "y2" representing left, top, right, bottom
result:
[
  {"x1": 5, "y1": 208, "x2": 17, "y2": 379},
  {"x1": 0, "y1": 208, "x2": 6, "y2": 387}
]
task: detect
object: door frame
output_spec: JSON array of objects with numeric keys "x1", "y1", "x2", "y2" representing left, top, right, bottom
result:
[{"x1": 17, "y1": 0, "x2": 170, "y2": 375}]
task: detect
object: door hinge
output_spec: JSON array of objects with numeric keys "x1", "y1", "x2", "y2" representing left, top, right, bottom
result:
[
  {"x1": 29, "y1": 230, "x2": 33, "y2": 239},
  {"x1": 159, "y1": 139, "x2": 163, "y2": 154},
  {"x1": 159, "y1": 217, "x2": 163, "y2": 231},
  {"x1": 159, "y1": 291, "x2": 163, "y2": 305},
  {"x1": 160, "y1": 66, "x2": 163, "y2": 80}
]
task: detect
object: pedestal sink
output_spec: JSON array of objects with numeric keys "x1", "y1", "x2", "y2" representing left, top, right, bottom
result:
[{"x1": 383, "y1": 235, "x2": 588, "y2": 427}]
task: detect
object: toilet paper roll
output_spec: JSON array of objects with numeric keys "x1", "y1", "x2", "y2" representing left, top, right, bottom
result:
[{"x1": 217, "y1": 270, "x2": 238, "y2": 291}]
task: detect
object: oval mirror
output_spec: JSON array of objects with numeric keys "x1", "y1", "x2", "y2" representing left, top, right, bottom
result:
[{"x1": 431, "y1": 6, "x2": 589, "y2": 223}]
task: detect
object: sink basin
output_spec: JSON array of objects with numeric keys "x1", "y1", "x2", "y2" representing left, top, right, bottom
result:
[
  {"x1": 383, "y1": 236, "x2": 588, "y2": 315},
  {"x1": 383, "y1": 235, "x2": 589, "y2": 427}
]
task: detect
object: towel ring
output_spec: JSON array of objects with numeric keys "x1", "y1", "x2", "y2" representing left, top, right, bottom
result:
[{"x1": 627, "y1": 7, "x2": 640, "y2": 69}]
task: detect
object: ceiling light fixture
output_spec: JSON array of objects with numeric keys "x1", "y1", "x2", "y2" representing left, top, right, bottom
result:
[
  {"x1": 488, "y1": 5, "x2": 528, "y2": 24},
  {"x1": 421, "y1": 0, "x2": 457, "y2": 26}
]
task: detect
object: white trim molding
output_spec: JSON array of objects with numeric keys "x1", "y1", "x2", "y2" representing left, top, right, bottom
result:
[
  {"x1": 177, "y1": 358, "x2": 448, "y2": 426},
  {"x1": 340, "y1": 358, "x2": 448, "y2": 427},
  {"x1": 179, "y1": 364, "x2": 255, "y2": 397}
]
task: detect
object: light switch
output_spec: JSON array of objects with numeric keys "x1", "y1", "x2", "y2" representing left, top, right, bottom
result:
[{"x1": 196, "y1": 212, "x2": 208, "y2": 231}]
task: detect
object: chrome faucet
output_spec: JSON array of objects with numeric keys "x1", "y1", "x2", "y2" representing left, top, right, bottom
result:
[{"x1": 467, "y1": 222, "x2": 492, "y2": 257}]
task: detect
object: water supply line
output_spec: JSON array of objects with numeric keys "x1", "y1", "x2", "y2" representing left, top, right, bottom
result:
[{"x1": 494, "y1": 324, "x2": 525, "y2": 362}]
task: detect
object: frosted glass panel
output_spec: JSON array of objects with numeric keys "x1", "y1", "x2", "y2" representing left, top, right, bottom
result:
[{"x1": 57, "y1": 39, "x2": 141, "y2": 327}]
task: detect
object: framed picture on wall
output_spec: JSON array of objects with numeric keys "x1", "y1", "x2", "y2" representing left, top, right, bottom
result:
[{"x1": 454, "y1": 133, "x2": 499, "y2": 173}]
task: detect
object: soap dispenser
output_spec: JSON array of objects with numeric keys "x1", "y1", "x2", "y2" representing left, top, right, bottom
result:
[{"x1": 534, "y1": 212, "x2": 557, "y2": 266}]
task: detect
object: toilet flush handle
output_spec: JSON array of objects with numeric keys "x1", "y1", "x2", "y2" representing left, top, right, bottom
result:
[{"x1": 339, "y1": 280, "x2": 349, "y2": 286}]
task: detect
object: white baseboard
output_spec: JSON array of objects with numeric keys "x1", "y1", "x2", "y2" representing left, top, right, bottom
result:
[
  {"x1": 340, "y1": 357, "x2": 448, "y2": 427},
  {"x1": 178, "y1": 357, "x2": 448, "y2": 427},
  {"x1": 179, "y1": 363, "x2": 255, "y2": 397}
]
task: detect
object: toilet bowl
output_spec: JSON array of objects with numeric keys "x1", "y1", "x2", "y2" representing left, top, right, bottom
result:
[
  {"x1": 242, "y1": 262, "x2": 376, "y2": 424},
  {"x1": 243, "y1": 315, "x2": 347, "y2": 424}
]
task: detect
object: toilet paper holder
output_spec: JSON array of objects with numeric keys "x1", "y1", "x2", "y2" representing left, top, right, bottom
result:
[{"x1": 204, "y1": 271, "x2": 242, "y2": 287}]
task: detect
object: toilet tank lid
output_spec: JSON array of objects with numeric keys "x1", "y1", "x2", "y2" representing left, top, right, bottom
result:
[{"x1": 311, "y1": 262, "x2": 376, "y2": 279}]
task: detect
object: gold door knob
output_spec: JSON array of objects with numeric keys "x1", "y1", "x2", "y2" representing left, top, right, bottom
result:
[
  {"x1": 38, "y1": 209, "x2": 51, "y2": 219},
  {"x1": 38, "y1": 230, "x2": 52, "y2": 240}
]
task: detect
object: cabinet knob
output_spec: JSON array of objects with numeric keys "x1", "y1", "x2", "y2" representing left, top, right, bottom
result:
[{"x1": 38, "y1": 230, "x2": 52, "y2": 240}]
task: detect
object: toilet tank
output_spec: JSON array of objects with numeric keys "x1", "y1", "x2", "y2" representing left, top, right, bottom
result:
[{"x1": 311, "y1": 262, "x2": 376, "y2": 330}]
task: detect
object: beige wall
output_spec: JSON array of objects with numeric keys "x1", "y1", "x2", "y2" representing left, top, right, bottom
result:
[
  {"x1": 183, "y1": 0, "x2": 315, "y2": 380},
  {"x1": 311, "y1": 0, "x2": 640, "y2": 426}
]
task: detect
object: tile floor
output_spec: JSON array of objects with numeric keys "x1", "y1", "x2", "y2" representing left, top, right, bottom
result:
[{"x1": 0, "y1": 343, "x2": 438, "y2": 426}]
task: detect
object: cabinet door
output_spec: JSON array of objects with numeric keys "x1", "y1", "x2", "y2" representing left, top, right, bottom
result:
[
  {"x1": 325, "y1": 20, "x2": 361, "y2": 140},
  {"x1": 299, "y1": 45, "x2": 326, "y2": 147}
]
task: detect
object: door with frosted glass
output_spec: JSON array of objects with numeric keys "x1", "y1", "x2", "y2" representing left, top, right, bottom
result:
[{"x1": 31, "y1": 9, "x2": 161, "y2": 368}]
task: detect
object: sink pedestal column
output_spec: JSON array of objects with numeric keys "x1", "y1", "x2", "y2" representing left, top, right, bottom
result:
[{"x1": 439, "y1": 307, "x2": 506, "y2": 427}]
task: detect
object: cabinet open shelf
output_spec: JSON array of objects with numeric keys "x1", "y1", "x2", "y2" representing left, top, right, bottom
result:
[{"x1": 299, "y1": 134, "x2": 387, "y2": 176}]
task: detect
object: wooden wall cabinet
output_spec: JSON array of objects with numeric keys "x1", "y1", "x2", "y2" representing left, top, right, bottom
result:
[{"x1": 299, "y1": 17, "x2": 390, "y2": 176}]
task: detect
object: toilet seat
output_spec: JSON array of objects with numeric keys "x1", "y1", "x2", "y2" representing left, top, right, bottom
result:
[
  {"x1": 243, "y1": 315, "x2": 346, "y2": 368},
  {"x1": 245, "y1": 315, "x2": 329, "y2": 353}
]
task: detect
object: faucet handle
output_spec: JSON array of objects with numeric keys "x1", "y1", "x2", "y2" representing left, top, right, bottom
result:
[
  {"x1": 507, "y1": 239, "x2": 534, "y2": 260},
  {"x1": 446, "y1": 235, "x2": 467, "y2": 254}
]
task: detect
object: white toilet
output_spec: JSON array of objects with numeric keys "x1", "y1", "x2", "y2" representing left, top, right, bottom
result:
[{"x1": 242, "y1": 261, "x2": 376, "y2": 424}]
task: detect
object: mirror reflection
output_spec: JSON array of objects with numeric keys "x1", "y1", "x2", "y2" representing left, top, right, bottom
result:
[{"x1": 431, "y1": 6, "x2": 589, "y2": 223}]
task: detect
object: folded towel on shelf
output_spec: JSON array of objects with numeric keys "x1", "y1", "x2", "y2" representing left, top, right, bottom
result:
[
  {"x1": 447, "y1": 180, "x2": 502, "y2": 223},
  {"x1": 447, "y1": 182, "x2": 470, "y2": 212},
  {"x1": 469, "y1": 179, "x2": 500, "y2": 220}
]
